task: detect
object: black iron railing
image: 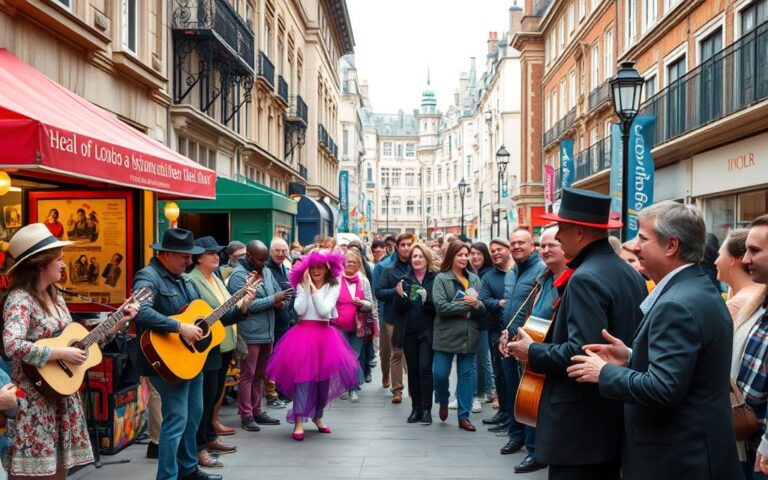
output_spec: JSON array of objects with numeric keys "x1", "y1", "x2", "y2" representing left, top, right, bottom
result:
[
  {"x1": 573, "y1": 136, "x2": 611, "y2": 182},
  {"x1": 588, "y1": 81, "x2": 611, "y2": 112},
  {"x1": 564, "y1": 107, "x2": 577, "y2": 131},
  {"x1": 257, "y1": 51, "x2": 275, "y2": 86},
  {"x1": 639, "y1": 20, "x2": 768, "y2": 147},
  {"x1": 277, "y1": 75, "x2": 289, "y2": 102},
  {"x1": 298, "y1": 163, "x2": 308, "y2": 179},
  {"x1": 287, "y1": 95, "x2": 308, "y2": 125},
  {"x1": 172, "y1": 0, "x2": 254, "y2": 71},
  {"x1": 543, "y1": 125, "x2": 557, "y2": 146},
  {"x1": 318, "y1": 124, "x2": 329, "y2": 146}
]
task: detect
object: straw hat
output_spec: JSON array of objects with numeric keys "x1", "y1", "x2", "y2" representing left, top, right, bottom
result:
[{"x1": 7, "y1": 223, "x2": 73, "y2": 273}]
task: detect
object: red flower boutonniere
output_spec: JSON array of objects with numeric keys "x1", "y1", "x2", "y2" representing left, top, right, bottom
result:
[
  {"x1": 15, "y1": 387, "x2": 25, "y2": 399},
  {"x1": 553, "y1": 268, "x2": 575, "y2": 288}
]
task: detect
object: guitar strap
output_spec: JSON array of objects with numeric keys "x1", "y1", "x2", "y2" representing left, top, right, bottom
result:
[{"x1": 503, "y1": 282, "x2": 541, "y2": 332}]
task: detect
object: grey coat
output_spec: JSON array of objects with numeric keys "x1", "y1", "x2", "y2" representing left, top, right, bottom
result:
[{"x1": 431, "y1": 270, "x2": 486, "y2": 354}]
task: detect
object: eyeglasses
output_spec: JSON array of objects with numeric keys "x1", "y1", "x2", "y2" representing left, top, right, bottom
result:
[{"x1": 540, "y1": 242, "x2": 561, "y2": 250}]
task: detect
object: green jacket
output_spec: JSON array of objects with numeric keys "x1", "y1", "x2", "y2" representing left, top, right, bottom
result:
[
  {"x1": 187, "y1": 268, "x2": 237, "y2": 354},
  {"x1": 431, "y1": 270, "x2": 486, "y2": 354}
]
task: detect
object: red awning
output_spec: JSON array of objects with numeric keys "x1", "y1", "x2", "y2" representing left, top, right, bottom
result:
[{"x1": 0, "y1": 49, "x2": 215, "y2": 199}]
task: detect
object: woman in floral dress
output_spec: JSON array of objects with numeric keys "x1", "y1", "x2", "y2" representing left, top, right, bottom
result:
[{"x1": 0, "y1": 223, "x2": 136, "y2": 479}]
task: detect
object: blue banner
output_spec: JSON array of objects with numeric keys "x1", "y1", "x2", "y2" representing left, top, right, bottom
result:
[
  {"x1": 339, "y1": 170, "x2": 349, "y2": 233},
  {"x1": 560, "y1": 139, "x2": 574, "y2": 189},
  {"x1": 610, "y1": 116, "x2": 656, "y2": 240},
  {"x1": 366, "y1": 199, "x2": 373, "y2": 234}
]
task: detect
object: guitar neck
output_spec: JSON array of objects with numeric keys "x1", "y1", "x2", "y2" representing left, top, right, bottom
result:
[
  {"x1": 79, "y1": 309, "x2": 126, "y2": 349},
  {"x1": 205, "y1": 287, "x2": 249, "y2": 327}
]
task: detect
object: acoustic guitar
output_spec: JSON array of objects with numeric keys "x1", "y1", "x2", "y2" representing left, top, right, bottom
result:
[
  {"x1": 140, "y1": 271, "x2": 261, "y2": 384},
  {"x1": 513, "y1": 314, "x2": 554, "y2": 427},
  {"x1": 22, "y1": 288, "x2": 153, "y2": 399}
]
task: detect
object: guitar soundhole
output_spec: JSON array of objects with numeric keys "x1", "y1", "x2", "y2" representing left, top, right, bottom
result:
[{"x1": 193, "y1": 321, "x2": 212, "y2": 353}]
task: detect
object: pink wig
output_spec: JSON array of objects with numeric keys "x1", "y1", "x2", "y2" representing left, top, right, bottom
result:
[{"x1": 288, "y1": 250, "x2": 346, "y2": 289}]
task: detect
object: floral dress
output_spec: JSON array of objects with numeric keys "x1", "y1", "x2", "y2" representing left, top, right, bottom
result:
[{"x1": 1, "y1": 290, "x2": 93, "y2": 476}]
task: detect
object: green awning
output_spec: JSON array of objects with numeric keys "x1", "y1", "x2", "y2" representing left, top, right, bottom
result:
[{"x1": 175, "y1": 176, "x2": 297, "y2": 214}]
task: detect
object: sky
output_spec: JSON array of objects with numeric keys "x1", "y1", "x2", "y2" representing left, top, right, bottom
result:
[{"x1": 346, "y1": 0, "x2": 516, "y2": 114}]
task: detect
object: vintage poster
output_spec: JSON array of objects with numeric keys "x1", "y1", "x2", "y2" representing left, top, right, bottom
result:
[{"x1": 29, "y1": 191, "x2": 133, "y2": 310}]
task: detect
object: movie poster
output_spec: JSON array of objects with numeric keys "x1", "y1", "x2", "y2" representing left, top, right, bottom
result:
[{"x1": 31, "y1": 191, "x2": 132, "y2": 308}]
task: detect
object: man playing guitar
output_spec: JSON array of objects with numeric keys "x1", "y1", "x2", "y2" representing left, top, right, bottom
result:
[{"x1": 132, "y1": 229, "x2": 255, "y2": 480}]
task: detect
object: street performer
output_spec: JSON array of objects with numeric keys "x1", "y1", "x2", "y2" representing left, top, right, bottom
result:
[
  {"x1": 132, "y1": 229, "x2": 255, "y2": 480},
  {"x1": 508, "y1": 188, "x2": 646, "y2": 479}
]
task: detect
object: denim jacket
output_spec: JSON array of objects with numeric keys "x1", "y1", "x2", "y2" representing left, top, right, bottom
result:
[
  {"x1": 229, "y1": 258, "x2": 281, "y2": 344},
  {"x1": 501, "y1": 251, "x2": 546, "y2": 332}
]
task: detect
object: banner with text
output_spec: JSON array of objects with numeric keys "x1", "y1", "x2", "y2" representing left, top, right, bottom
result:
[
  {"x1": 544, "y1": 164, "x2": 555, "y2": 213},
  {"x1": 339, "y1": 170, "x2": 349, "y2": 233},
  {"x1": 560, "y1": 139, "x2": 574, "y2": 189}
]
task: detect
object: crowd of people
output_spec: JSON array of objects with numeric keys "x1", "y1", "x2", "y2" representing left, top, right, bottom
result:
[{"x1": 2, "y1": 187, "x2": 768, "y2": 479}]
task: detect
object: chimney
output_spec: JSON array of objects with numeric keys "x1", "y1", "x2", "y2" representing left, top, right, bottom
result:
[
  {"x1": 413, "y1": 108, "x2": 420, "y2": 118},
  {"x1": 487, "y1": 31, "x2": 499, "y2": 56},
  {"x1": 398, "y1": 109, "x2": 404, "y2": 127},
  {"x1": 361, "y1": 80, "x2": 369, "y2": 100},
  {"x1": 509, "y1": 5, "x2": 523, "y2": 35}
]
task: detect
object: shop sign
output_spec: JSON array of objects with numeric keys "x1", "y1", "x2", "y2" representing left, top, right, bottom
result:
[{"x1": 692, "y1": 131, "x2": 768, "y2": 197}]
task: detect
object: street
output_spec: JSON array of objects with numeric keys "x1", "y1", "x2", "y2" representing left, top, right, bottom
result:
[{"x1": 71, "y1": 368, "x2": 546, "y2": 480}]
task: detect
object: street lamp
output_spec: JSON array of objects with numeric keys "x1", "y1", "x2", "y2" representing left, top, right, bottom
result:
[
  {"x1": 458, "y1": 178, "x2": 469, "y2": 239},
  {"x1": 478, "y1": 189, "x2": 483, "y2": 240},
  {"x1": 609, "y1": 60, "x2": 644, "y2": 242},
  {"x1": 495, "y1": 145, "x2": 510, "y2": 237},
  {"x1": 384, "y1": 183, "x2": 391, "y2": 234}
]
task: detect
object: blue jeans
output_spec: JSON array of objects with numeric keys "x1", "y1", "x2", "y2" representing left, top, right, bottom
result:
[
  {"x1": 152, "y1": 372, "x2": 204, "y2": 480},
  {"x1": 433, "y1": 351, "x2": 476, "y2": 421},
  {"x1": 475, "y1": 330, "x2": 494, "y2": 396},
  {"x1": 343, "y1": 330, "x2": 365, "y2": 388},
  {"x1": 502, "y1": 355, "x2": 536, "y2": 453}
]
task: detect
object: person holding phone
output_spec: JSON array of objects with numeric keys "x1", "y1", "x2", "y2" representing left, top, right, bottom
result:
[{"x1": 431, "y1": 241, "x2": 486, "y2": 431}]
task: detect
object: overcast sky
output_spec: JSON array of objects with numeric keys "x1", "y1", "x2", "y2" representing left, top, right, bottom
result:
[{"x1": 346, "y1": 0, "x2": 516, "y2": 114}]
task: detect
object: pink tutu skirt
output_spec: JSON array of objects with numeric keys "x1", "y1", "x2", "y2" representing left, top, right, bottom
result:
[{"x1": 266, "y1": 320, "x2": 360, "y2": 422}]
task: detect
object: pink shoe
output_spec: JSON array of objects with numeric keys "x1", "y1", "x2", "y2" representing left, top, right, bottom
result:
[
  {"x1": 292, "y1": 432, "x2": 304, "y2": 441},
  {"x1": 317, "y1": 425, "x2": 332, "y2": 434}
]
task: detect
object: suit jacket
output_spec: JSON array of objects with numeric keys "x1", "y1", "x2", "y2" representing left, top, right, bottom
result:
[
  {"x1": 599, "y1": 264, "x2": 741, "y2": 480},
  {"x1": 528, "y1": 239, "x2": 647, "y2": 465}
]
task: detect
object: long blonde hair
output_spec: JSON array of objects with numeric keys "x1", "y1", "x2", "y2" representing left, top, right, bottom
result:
[{"x1": 410, "y1": 243, "x2": 440, "y2": 273}]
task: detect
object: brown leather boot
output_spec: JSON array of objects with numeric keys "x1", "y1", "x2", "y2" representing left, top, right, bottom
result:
[{"x1": 198, "y1": 450, "x2": 223, "y2": 469}]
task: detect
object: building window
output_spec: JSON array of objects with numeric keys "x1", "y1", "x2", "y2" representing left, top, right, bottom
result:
[
  {"x1": 396, "y1": 144, "x2": 403, "y2": 158},
  {"x1": 366, "y1": 163, "x2": 373, "y2": 182},
  {"x1": 122, "y1": 0, "x2": 138, "y2": 54},
  {"x1": 453, "y1": 160, "x2": 459, "y2": 181},
  {"x1": 426, "y1": 197, "x2": 432, "y2": 215},
  {"x1": 406, "y1": 199, "x2": 415, "y2": 215},
  {"x1": 644, "y1": 74, "x2": 657, "y2": 100},
  {"x1": 380, "y1": 167, "x2": 390, "y2": 186},
  {"x1": 453, "y1": 193, "x2": 459, "y2": 213},
  {"x1": 343, "y1": 130, "x2": 349, "y2": 156},
  {"x1": 448, "y1": 136, "x2": 452, "y2": 154},
  {"x1": 426, "y1": 168, "x2": 432, "y2": 186},
  {"x1": 568, "y1": 2, "x2": 575, "y2": 32},
  {"x1": 437, "y1": 166, "x2": 442, "y2": 184},
  {"x1": 569, "y1": 71, "x2": 577, "y2": 108},
  {"x1": 264, "y1": 21, "x2": 272, "y2": 56},
  {"x1": 579, "y1": 0, "x2": 585, "y2": 19},
  {"x1": 405, "y1": 143, "x2": 415, "y2": 157},
  {"x1": 741, "y1": 0, "x2": 768, "y2": 37},
  {"x1": 383, "y1": 142, "x2": 392, "y2": 156},
  {"x1": 246, "y1": 1, "x2": 254, "y2": 31},
  {"x1": 405, "y1": 171, "x2": 415, "y2": 187},
  {"x1": 391, "y1": 169, "x2": 401, "y2": 187},
  {"x1": 391, "y1": 197, "x2": 401, "y2": 216},
  {"x1": 560, "y1": 79, "x2": 567, "y2": 115},
  {"x1": 437, "y1": 196, "x2": 443, "y2": 217},
  {"x1": 590, "y1": 44, "x2": 600, "y2": 90},
  {"x1": 591, "y1": 0, "x2": 599, "y2": 10},
  {"x1": 625, "y1": 0, "x2": 636, "y2": 48},
  {"x1": 643, "y1": 0, "x2": 657, "y2": 32},
  {"x1": 604, "y1": 29, "x2": 613, "y2": 81},
  {"x1": 559, "y1": 17, "x2": 565, "y2": 51}
]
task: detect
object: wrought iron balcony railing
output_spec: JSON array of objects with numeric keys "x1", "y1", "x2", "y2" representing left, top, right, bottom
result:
[
  {"x1": 172, "y1": 0, "x2": 254, "y2": 72},
  {"x1": 257, "y1": 51, "x2": 275, "y2": 86},
  {"x1": 588, "y1": 81, "x2": 611, "y2": 112},
  {"x1": 573, "y1": 136, "x2": 611, "y2": 183},
  {"x1": 639, "y1": 19, "x2": 768, "y2": 147},
  {"x1": 277, "y1": 75, "x2": 289, "y2": 103}
]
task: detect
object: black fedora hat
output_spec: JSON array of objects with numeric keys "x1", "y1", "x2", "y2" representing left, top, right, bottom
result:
[
  {"x1": 194, "y1": 236, "x2": 226, "y2": 252},
  {"x1": 149, "y1": 228, "x2": 205, "y2": 254},
  {"x1": 540, "y1": 188, "x2": 623, "y2": 229}
]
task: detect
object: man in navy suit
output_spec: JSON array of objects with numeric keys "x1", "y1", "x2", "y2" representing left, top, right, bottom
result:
[{"x1": 570, "y1": 201, "x2": 741, "y2": 480}]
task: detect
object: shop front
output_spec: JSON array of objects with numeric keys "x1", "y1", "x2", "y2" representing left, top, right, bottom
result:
[
  {"x1": 0, "y1": 48, "x2": 216, "y2": 310},
  {"x1": 158, "y1": 176, "x2": 297, "y2": 246},
  {"x1": 692, "y1": 131, "x2": 768, "y2": 242},
  {"x1": 296, "y1": 195, "x2": 333, "y2": 245}
]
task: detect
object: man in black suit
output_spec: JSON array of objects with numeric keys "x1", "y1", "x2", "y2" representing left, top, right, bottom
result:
[
  {"x1": 509, "y1": 188, "x2": 646, "y2": 479},
  {"x1": 570, "y1": 201, "x2": 741, "y2": 480}
]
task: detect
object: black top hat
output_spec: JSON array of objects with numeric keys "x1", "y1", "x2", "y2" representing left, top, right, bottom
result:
[
  {"x1": 149, "y1": 228, "x2": 205, "y2": 254},
  {"x1": 193, "y1": 236, "x2": 226, "y2": 252},
  {"x1": 540, "y1": 188, "x2": 623, "y2": 229}
]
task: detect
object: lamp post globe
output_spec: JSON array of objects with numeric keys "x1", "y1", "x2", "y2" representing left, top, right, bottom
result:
[
  {"x1": 609, "y1": 60, "x2": 644, "y2": 241},
  {"x1": 495, "y1": 145, "x2": 510, "y2": 237}
]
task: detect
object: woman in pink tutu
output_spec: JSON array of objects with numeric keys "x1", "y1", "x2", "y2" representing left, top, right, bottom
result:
[{"x1": 266, "y1": 250, "x2": 360, "y2": 440}]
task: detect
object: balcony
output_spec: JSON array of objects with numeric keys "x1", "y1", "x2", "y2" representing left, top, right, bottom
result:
[
  {"x1": 318, "y1": 124, "x2": 330, "y2": 146},
  {"x1": 298, "y1": 163, "x2": 308, "y2": 180},
  {"x1": 286, "y1": 95, "x2": 308, "y2": 126},
  {"x1": 277, "y1": 75, "x2": 289, "y2": 104},
  {"x1": 543, "y1": 125, "x2": 558, "y2": 146},
  {"x1": 366, "y1": 180, "x2": 376, "y2": 188},
  {"x1": 542, "y1": 107, "x2": 578, "y2": 147},
  {"x1": 573, "y1": 136, "x2": 611, "y2": 183},
  {"x1": 588, "y1": 81, "x2": 611, "y2": 112},
  {"x1": 639, "y1": 20, "x2": 768, "y2": 148},
  {"x1": 257, "y1": 51, "x2": 275, "y2": 87}
]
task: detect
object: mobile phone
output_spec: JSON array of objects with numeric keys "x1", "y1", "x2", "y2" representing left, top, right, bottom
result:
[{"x1": 453, "y1": 290, "x2": 466, "y2": 302}]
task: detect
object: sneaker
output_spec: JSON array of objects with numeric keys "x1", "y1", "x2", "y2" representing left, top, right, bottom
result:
[
  {"x1": 364, "y1": 374, "x2": 373, "y2": 383},
  {"x1": 253, "y1": 412, "x2": 281, "y2": 425},
  {"x1": 349, "y1": 391, "x2": 360, "y2": 402},
  {"x1": 448, "y1": 399, "x2": 458, "y2": 410},
  {"x1": 267, "y1": 397, "x2": 287, "y2": 409},
  {"x1": 340, "y1": 392, "x2": 350, "y2": 400},
  {"x1": 472, "y1": 398, "x2": 482, "y2": 413}
]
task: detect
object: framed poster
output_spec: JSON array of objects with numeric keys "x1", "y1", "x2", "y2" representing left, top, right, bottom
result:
[{"x1": 28, "y1": 190, "x2": 134, "y2": 312}]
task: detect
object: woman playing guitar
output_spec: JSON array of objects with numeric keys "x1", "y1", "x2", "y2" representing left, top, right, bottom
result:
[{"x1": 1, "y1": 224, "x2": 137, "y2": 479}]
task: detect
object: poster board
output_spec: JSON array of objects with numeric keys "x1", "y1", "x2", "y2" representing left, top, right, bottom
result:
[{"x1": 28, "y1": 190, "x2": 134, "y2": 312}]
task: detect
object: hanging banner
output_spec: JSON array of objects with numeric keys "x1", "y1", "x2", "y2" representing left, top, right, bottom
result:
[
  {"x1": 339, "y1": 170, "x2": 349, "y2": 233},
  {"x1": 366, "y1": 199, "x2": 373, "y2": 233},
  {"x1": 544, "y1": 164, "x2": 555, "y2": 213},
  {"x1": 560, "y1": 139, "x2": 574, "y2": 189},
  {"x1": 610, "y1": 116, "x2": 656, "y2": 239}
]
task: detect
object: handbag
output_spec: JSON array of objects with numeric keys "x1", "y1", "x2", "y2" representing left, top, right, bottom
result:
[
  {"x1": 355, "y1": 309, "x2": 374, "y2": 338},
  {"x1": 731, "y1": 379, "x2": 760, "y2": 441}
]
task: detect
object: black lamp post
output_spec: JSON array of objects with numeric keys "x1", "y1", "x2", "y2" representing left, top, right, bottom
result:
[
  {"x1": 458, "y1": 178, "x2": 469, "y2": 239},
  {"x1": 384, "y1": 183, "x2": 391, "y2": 234},
  {"x1": 495, "y1": 145, "x2": 510, "y2": 237},
  {"x1": 478, "y1": 189, "x2": 483, "y2": 240},
  {"x1": 609, "y1": 61, "x2": 644, "y2": 242}
]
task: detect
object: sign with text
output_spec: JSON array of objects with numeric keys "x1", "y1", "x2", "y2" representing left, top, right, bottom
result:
[
  {"x1": 544, "y1": 164, "x2": 555, "y2": 213},
  {"x1": 560, "y1": 139, "x2": 574, "y2": 189},
  {"x1": 692, "y1": 130, "x2": 768, "y2": 197},
  {"x1": 339, "y1": 170, "x2": 349, "y2": 233}
]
